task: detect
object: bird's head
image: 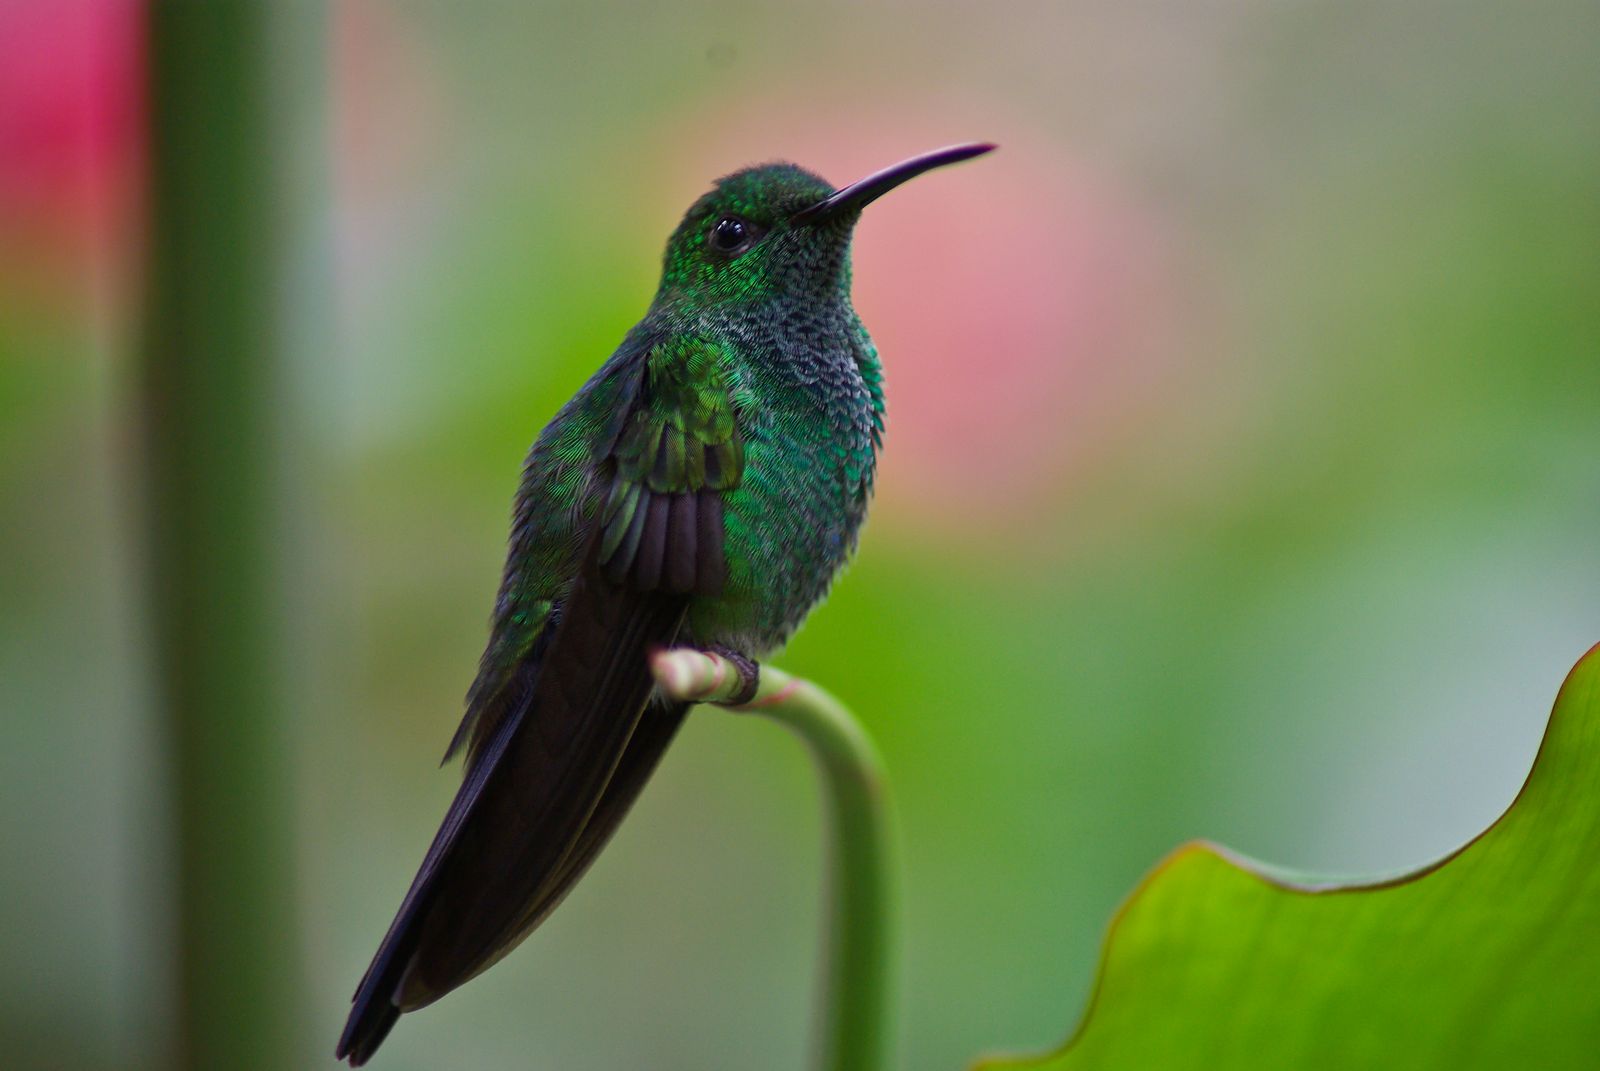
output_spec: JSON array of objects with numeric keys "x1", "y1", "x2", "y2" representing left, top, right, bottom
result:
[{"x1": 654, "y1": 143, "x2": 995, "y2": 309}]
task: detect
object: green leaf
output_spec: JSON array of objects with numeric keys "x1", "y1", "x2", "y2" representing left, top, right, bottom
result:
[{"x1": 978, "y1": 644, "x2": 1600, "y2": 1070}]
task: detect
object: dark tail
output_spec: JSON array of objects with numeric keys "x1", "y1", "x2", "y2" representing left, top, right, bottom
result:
[{"x1": 336, "y1": 568, "x2": 688, "y2": 1065}]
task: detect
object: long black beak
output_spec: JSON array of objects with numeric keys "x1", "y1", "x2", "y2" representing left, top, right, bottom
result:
[{"x1": 792, "y1": 142, "x2": 996, "y2": 225}]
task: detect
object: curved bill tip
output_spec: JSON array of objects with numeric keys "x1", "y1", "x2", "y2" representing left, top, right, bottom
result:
[{"x1": 793, "y1": 141, "x2": 997, "y2": 225}]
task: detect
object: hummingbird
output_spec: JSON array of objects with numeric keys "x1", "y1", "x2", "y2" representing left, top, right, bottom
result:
[{"x1": 337, "y1": 142, "x2": 994, "y2": 1065}]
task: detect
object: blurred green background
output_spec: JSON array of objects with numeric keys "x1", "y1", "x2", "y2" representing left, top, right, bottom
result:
[{"x1": 4, "y1": 1, "x2": 1597, "y2": 1068}]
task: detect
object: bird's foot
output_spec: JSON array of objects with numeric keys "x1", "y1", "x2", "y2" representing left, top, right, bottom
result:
[{"x1": 706, "y1": 645, "x2": 760, "y2": 705}]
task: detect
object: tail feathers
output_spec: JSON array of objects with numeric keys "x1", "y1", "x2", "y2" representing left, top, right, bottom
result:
[
  {"x1": 336, "y1": 658, "x2": 533, "y2": 1065},
  {"x1": 336, "y1": 567, "x2": 688, "y2": 1065}
]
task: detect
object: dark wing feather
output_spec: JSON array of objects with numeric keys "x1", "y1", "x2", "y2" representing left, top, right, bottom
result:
[
  {"x1": 599, "y1": 336, "x2": 743, "y2": 594},
  {"x1": 514, "y1": 697, "x2": 690, "y2": 936},
  {"x1": 397, "y1": 572, "x2": 687, "y2": 1003},
  {"x1": 339, "y1": 569, "x2": 686, "y2": 1064},
  {"x1": 338, "y1": 335, "x2": 745, "y2": 1065}
]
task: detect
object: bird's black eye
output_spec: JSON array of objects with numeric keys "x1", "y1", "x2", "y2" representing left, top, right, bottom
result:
[{"x1": 708, "y1": 215, "x2": 755, "y2": 255}]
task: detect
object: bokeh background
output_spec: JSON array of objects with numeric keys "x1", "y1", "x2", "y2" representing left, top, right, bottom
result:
[{"x1": 5, "y1": 1, "x2": 1598, "y2": 1068}]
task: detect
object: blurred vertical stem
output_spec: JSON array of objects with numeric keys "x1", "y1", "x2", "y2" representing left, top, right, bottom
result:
[
  {"x1": 141, "y1": 4, "x2": 305, "y2": 1068},
  {"x1": 652, "y1": 653, "x2": 900, "y2": 1071}
]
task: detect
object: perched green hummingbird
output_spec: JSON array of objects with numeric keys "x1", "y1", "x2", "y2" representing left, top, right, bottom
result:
[{"x1": 337, "y1": 142, "x2": 994, "y2": 1064}]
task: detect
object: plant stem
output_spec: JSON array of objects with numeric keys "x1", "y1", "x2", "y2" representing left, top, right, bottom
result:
[
  {"x1": 651, "y1": 650, "x2": 899, "y2": 1071},
  {"x1": 141, "y1": 5, "x2": 303, "y2": 1067}
]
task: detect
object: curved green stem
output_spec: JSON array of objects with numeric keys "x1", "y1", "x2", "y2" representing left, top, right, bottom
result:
[{"x1": 651, "y1": 650, "x2": 899, "y2": 1071}]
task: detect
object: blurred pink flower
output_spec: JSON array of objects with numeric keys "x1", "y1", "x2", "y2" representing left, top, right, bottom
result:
[
  {"x1": 332, "y1": 0, "x2": 453, "y2": 351},
  {"x1": 0, "y1": 0, "x2": 141, "y2": 311},
  {"x1": 334, "y1": 0, "x2": 447, "y2": 206},
  {"x1": 657, "y1": 105, "x2": 1185, "y2": 538}
]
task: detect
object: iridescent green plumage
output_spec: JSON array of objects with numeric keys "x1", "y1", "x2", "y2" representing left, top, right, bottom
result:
[{"x1": 339, "y1": 144, "x2": 992, "y2": 1065}]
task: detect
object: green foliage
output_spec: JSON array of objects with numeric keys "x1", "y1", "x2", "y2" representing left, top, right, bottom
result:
[{"x1": 978, "y1": 645, "x2": 1600, "y2": 1070}]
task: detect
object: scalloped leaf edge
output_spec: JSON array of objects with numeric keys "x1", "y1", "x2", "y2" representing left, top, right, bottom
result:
[{"x1": 972, "y1": 640, "x2": 1600, "y2": 1070}]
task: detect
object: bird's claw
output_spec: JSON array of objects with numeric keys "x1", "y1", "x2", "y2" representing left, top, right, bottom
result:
[{"x1": 707, "y1": 645, "x2": 760, "y2": 706}]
